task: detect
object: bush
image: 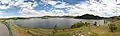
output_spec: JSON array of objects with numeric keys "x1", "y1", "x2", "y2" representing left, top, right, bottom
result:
[
  {"x1": 108, "y1": 24, "x2": 117, "y2": 32},
  {"x1": 71, "y1": 22, "x2": 89, "y2": 29},
  {"x1": 115, "y1": 17, "x2": 120, "y2": 20}
]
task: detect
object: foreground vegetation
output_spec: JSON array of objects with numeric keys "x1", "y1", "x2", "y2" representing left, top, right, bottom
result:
[
  {"x1": 10, "y1": 20, "x2": 120, "y2": 36},
  {"x1": 1, "y1": 19, "x2": 120, "y2": 36}
]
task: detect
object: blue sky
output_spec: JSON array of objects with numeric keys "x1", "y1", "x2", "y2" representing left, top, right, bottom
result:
[{"x1": 0, "y1": 0, "x2": 120, "y2": 18}]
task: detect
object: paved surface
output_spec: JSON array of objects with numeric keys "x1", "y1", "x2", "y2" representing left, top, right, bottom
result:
[{"x1": 0, "y1": 24, "x2": 9, "y2": 36}]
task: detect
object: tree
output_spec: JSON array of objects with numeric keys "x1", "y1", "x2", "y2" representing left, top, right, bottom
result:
[
  {"x1": 52, "y1": 25, "x2": 58, "y2": 36},
  {"x1": 53, "y1": 25, "x2": 58, "y2": 32}
]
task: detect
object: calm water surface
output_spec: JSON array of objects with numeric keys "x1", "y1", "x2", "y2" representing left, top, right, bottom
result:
[{"x1": 11, "y1": 18, "x2": 110, "y2": 28}]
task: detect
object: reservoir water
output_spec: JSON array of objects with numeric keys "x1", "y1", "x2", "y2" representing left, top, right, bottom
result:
[{"x1": 11, "y1": 18, "x2": 111, "y2": 28}]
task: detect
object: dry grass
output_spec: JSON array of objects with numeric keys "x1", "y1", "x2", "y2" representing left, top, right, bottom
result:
[
  {"x1": 11, "y1": 24, "x2": 53, "y2": 36},
  {"x1": 11, "y1": 20, "x2": 120, "y2": 36}
]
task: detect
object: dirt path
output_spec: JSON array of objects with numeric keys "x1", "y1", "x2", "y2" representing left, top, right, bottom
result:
[{"x1": 0, "y1": 24, "x2": 9, "y2": 36}]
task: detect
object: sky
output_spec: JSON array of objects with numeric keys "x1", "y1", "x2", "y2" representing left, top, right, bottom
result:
[{"x1": 0, "y1": 0, "x2": 120, "y2": 18}]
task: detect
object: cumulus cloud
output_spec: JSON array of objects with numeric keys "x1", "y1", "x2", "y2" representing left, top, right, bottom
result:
[
  {"x1": 47, "y1": 1, "x2": 59, "y2": 6},
  {"x1": 0, "y1": 0, "x2": 40, "y2": 17},
  {"x1": 41, "y1": 0, "x2": 120, "y2": 17},
  {"x1": 66, "y1": 0, "x2": 120, "y2": 17},
  {"x1": 0, "y1": 6, "x2": 10, "y2": 9},
  {"x1": 0, "y1": 0, "x2": 120, "y2": 17},
  {"x1": 19, "y1": 2, "x2": 40, "y2": 17},
  {"x1": 0, "y1": 11, "x2": 6, "y2": 14}
]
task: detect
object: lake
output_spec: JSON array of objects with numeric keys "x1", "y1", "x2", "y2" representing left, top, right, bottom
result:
[{"x1": 11, "y1": 18, "x2": 111, "y2": 28}]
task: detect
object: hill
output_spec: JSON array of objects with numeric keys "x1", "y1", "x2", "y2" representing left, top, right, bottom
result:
[{"x1": 74, "y1": 14, "x2": 106, "y2": 19}]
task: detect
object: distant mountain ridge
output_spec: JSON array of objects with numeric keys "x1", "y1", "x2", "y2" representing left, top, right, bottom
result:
[
  {"x1": 74, "y1": 14, "x2": 108, "y2": 19},
  {"x1": 0, "y1": 14, "x2": 113, "y2": 20}
]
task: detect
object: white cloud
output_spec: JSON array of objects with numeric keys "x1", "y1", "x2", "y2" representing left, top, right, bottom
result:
[
  {"x1": 0, "y1": 0, "x2": 16, "y2": 9},
  {"x1": 18, "y1": 1, "x2": 40, "y2": 17},
  {"x1": 54, "y1": 2, "x2": 68, "y2": 8},
  {"x1": 47, "y1": 1, "x2": 59, "y2": 6},
  {"x1": 37, "y1": 0, "x2": 120, "y2": 17},
  {"x1": 0, "y1": 11, "x2": 6, "y2": 14},
  {"x1": 1, "y1": 0, "x2": 120, "y2": 17},
  {"x1": 0, "y1": 5, "x2": 10, "y2": 9},
  {"x1": 19, "y1": 8, "x2": 41, "y2": 17},
  {"x1": 66, "y1": 0, "x2": 120, "y2": 17}
]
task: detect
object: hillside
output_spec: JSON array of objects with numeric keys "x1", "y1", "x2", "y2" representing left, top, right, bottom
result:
[{"x1": 74, "y1": 14, "x2": 108, "y2": 19}]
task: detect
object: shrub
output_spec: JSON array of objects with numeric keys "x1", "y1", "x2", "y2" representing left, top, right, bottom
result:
[
  {"x1": 52, "y1": 25, "x2": 58, "y2": 35},
  {"x1": 108, "y1": 24, "x2": 117, "y2": 32},
  {"x1": 71, "y1": 22, "x2": 89, "y2": 29}
]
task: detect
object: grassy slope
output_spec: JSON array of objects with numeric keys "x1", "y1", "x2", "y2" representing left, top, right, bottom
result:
[{"x1": 11, "y1": 20, "x2": 120, "y2": 36}]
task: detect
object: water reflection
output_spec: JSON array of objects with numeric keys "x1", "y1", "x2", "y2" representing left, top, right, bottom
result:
[{"x1": 11, "y1": 18, "x2": 110, "y2": 28}]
